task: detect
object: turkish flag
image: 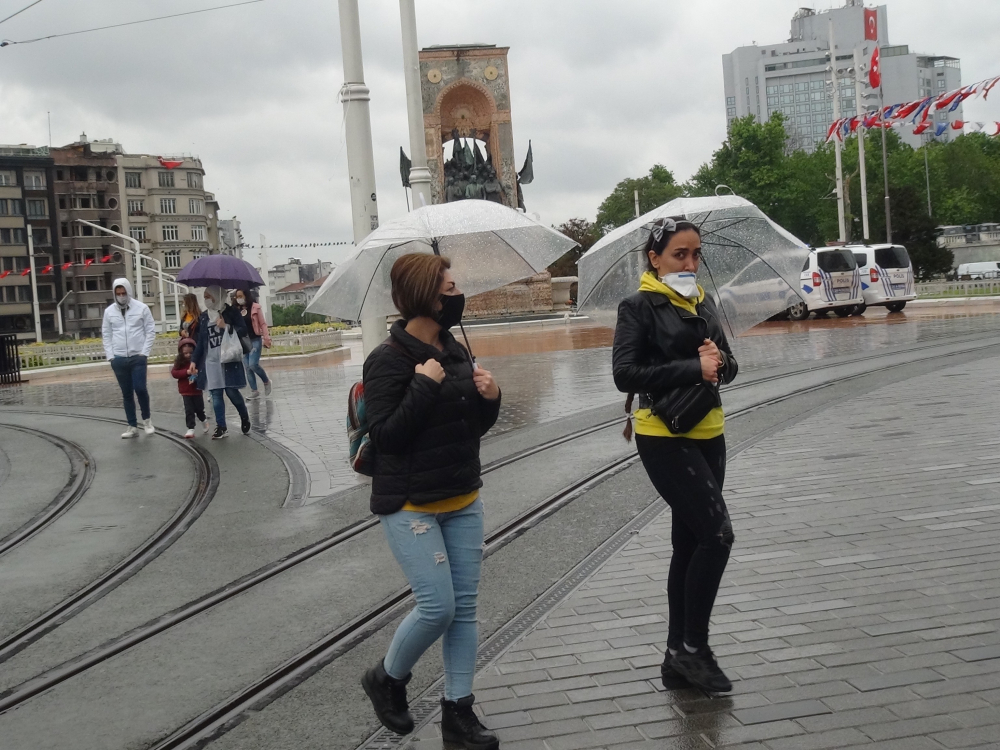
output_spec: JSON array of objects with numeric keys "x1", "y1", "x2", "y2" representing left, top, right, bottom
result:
[
  {"x1": 20, "y1": 268, "x2": 31, "y2": 277},
  {"x1": 157, "y1": 157, "x2": 183, "y2": 169},
  {"x1": 61, "y1": 262, "x2": 73, "y2": 270},
  {"x1": 913, "y1": 122, "x2": 931, "y2": 135},
  {"x1": 101, "y1": 255, "x2": 112, "y2": 263},
  {"x1": 864, "y1": 8, "x2": 878, "y2": 40},
  {"x1": 84, "y1": 258, "x2": 95, "y2": 267},
  {"x1": 41, "y1": 265, "x2": 53, "y2": 275},
  {"x1": 951, "y1": 120, "x2": 965, "y2": 131},
  {"x1": 869, "y1": 47, "x2": 881, "y2": 89},
  {"x1": 0, "y1": 271, "x2": 10, "y2": 279}
]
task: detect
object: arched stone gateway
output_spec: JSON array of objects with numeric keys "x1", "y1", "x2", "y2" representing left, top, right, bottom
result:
[{"x1": 419, "y1": 44, "x2": 519, "y2": 209}]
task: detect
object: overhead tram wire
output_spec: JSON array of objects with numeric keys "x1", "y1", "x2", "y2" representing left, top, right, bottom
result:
[
  {"x1": 0, "y1": 0, "x2": 43, "y2": 27},
  {"x1": 0, "y1": 0, "x2": 263, "y2": 47}
]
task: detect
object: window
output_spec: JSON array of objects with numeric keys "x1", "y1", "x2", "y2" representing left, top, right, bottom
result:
[
  {"x1": 191, "y1": 225, "x2": 206, "y2": 241},
  {"x1": 141, "y1": 281, "x2": 151, "y2": 297},
  {"x1": 0, "y1": 171, "x2": 15, "y2": 186},
  {"x1": 61, "y1": 222, "x2": 69, "y2": 237},
  {"x1": 86, "y1": 304, "x2": 103, "y2": 319},
  {"x1": 38, "y1": 285, "x2": 54, "y2": 302},
  {"x1": 164, "y1": 249, "x2": 181, "y2": 269},
  {"x1": 125, "y1": 172, "x2": 142, "y2": 188},
  {"x1": 84, "y1": 278, "x2": 101, "y2": 291},
  {"x1": 128, "y1": 199, "x2": 144, "y2": 215},
  {"x1": 767, "y1": 96, "x2": 779, "y2": 106},
  {"x1": 17, "y1": 286, "x2": 32, "y2": 303},
  {"x1": 875, "y1": 246, "x2": 911, "y2": 269},
  {"x1": 726, "y1": 96, "x2": 736, "y2": 105},
  {"x1": 187, "y1": 172, "x2": 200, "y2": 188},
  {"x1": 76, "y1": 196, "x2": 92, "y2": 209},
  {"x1": 817, "y1": 249, "x2": 857, "y2": 272},
  {"x1": 23, "y1": 171, "x2": 45, "y2": 189},
  {"x1": 0, "y1": 228, "x2": 25, "y2": 244},
  {"x1": 31, "y1": 227, "x2": 49, "y2": 246},
  {"x1": 160, "y1": 198, "x2": 177, "y2": 214},
  {"x1": 189, "y1": 198, "x2": 203, "y2": 215},
  {"x1": 162, "y1": 225, "x2": 179, "y2": 241},
  {"x1": 158, "y1": 171, "x2": 175, "y2": 187},
  {"x1": 27, "y1": 199, "x2": 47, "y2": 217},
  {"x1": 726, "y1": 107, "x2": 736, "y2": 117},
  {"x1": 938, "y1": 80, "x2": 946, "y2": 89},
  {"x1": 129, "y1": 225, "x2": 147, "y2": 242},
  {"x1": 58, "y1": 196, "x2": 67, "y2": 209}
]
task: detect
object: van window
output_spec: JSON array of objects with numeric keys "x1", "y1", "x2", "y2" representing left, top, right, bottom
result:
[
  {"x1": 853, "y1": 252, "x2": 868, "y2": 266},
  {"x1": 875, "y1": 246, "x2": 910, "y2": 269},
  {"x1": 816, "y1": 249, "x2": 857, "y2": 272}
]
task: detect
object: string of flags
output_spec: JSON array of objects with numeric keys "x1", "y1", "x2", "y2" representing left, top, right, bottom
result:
[
  {"x1": 228, "y1": 241, "x2": 354, "y2": 251},
  {"x1": 0, "y1": 257, "x2": 117, "y2": 279},
  {"x1": 827, "y1": 73, "x2": 1000, "y2": 142}
]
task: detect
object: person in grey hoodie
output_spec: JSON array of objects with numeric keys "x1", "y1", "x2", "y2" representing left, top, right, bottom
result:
[{"x1": 101, "y1": 277, "x2": 157, "y2": 438}]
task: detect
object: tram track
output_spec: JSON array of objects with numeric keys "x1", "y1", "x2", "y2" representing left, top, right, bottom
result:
[
  {"x1": 0, "y1": 425, "x2": 96, "y2": 559},
  {"x1": 0, "y1": 417, "x2": 220, "y2": 664},
  {"x1": 0, "y1": 333, "x2": 997, "y2": 741}
]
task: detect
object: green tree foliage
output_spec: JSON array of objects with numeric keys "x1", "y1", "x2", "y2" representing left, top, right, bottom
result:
[
  {"x1": 595, "y1": 165, "x2": 683, "y2": 233},
  {"x1": 547, "y1": 218, "x2": 598, "y2": 277},
  {"x1": 270, "y1": 303, "x2": 326, "y2": 326}
]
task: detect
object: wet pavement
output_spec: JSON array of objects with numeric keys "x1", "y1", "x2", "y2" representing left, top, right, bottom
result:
[
  {"x1": 403, "y1": 353, "x2": 1000, "y2": 750},
  {"x1": 3, "y1": 305, "x2": 999, "y2": 502}
]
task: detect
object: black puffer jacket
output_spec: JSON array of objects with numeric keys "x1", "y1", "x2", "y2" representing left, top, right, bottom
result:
[
  {"x1": 612, "y1": 291, "x2": 738, "y2": 405},
  {"x1": 363, "y1": 319, "x2": 501, "y2": 515}
]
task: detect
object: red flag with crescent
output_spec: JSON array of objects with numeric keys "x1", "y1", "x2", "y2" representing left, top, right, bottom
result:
[
  {"x1": 0, "y1": 271, "x2": 10, "y2": 279},
  {"x1": 20, "y1": 268, "x2": 31, "y2": 276},
  {"x1": 157, "y1": 157, "x2": 183, "y2": 169},
  {"x1": 864, "y1": 8, "x2": 878, "y2": 40},
  {"x1": 869, "y1": 47, "x2": 881, "y2": 89},
  {"x1": 913, "y1": 122, "x2": 931, "y2": 135},
  {"x1": 41, "y1": 265, "x2": 53, "y2": 275},
  {"x1": 62, "y1": 261, "x2": 73, "y2": 270}
]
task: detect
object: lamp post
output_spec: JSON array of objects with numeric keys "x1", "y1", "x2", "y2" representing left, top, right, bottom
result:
[
  {"x1": 828, "y1": 19, "x2": 847, "y2": 243},
  {"x1": 853, "y1": 47, "x2": 871, "y2": 241},
  {"x1": 75, "y1": 219, "x2": 167, "y2": 331},
  {"x1": 55, "y1": 290, "x2": 73, "y2": 337},
  {"x1": 880, "y1": 87, "x2": 892, "y2": 243},
  {"x1": 400, "y1": 0, "x2": 433, "y2": 209},
  {"x1": 26, "y1": 225, "x2": 43, "y2": 342},
  {"x1": 338, "y1": 0, "x2": 384, "y2": 356}
]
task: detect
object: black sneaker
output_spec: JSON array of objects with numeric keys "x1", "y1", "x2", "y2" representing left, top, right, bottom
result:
[
  {"x1": 440, "y1": 695, "x2": 498, "y2": 750},
  {"x1": 212, "y1": 426, "x2": 228, "y2": 440},
  {"x1": 671, "y1": 646, "x2": 733, "y2": 693},
  {"x1": 241, "y1": 416, "x2": 251, "y2": 435},
  {"x1": 361, "y1": 660, "x2": 414, "y2": 735},
  {"x1": 661, "y1": 651, "x2": 691, "y2": 690}
]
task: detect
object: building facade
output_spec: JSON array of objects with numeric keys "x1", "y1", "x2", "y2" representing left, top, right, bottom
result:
[
  {"x1": 0, "y1": 145, "x2": 59, "y2": 341},
  {"x1": 273, "y1": 276, "x2": 327, "y2": 308},
  {"x1": 267, "y1": 258, "x2": 333, "y2": 293},
  {"x1": 723, "y1": 1, "x2": 962, "y2": 152},
  {"x1": 218, "y1": 218, "x2": 243, "y2": 257},
  {"x1": 937, "y1": 224, "x2": 1000, "y2": 269},
  {"x1": 51, "y1": 136, "x2": 129, "y2": 339}
]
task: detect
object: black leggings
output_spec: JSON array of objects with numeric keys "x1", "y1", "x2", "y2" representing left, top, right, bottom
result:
[{"x1": 635, "y1": 434, "x2": 734, "y2": 650}]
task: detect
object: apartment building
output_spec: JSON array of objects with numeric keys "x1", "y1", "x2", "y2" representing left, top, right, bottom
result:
[
  {"x1": 267, "y1": 258, "x2": 334, "y2": 292},
  {"x1": 51, "y1": 136, "x2": 129, "y2": 338},
  {"x1": 117, "y1": 153, "x2": 221, "y2": 322},
  {"x1": 0, "y1": 145, "x2": 60, "y2": 341},
  {"x1": 218, "y1": 218, "x2": 243, "y2": 257}
]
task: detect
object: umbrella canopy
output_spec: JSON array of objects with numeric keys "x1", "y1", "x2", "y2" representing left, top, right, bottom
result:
[
  {"x1": 176, "y1": 254, "x2": 265, "y2": 288},
  {"x1": 578, "y1": 196, "x2": 809, "y2": 337},
  {"x1": 307, "y1": 200, "x2": 577, "y2": 321}
]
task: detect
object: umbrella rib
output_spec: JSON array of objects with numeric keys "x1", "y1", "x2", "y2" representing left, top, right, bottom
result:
[
  {"x1": 579, "y1": 236, "x2": 646, "y2": 308},
  {"x1": 357, "y1": 239, "x2": 430, "y2": 319},
  {"x1": 698, "y1": 254, "x2": 737, "y2": 339}
]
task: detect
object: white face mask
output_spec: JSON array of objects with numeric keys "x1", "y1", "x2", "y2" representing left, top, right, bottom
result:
[
  {"x1": 115, "y1": 293, "x2": 129, "y2": 306},
  {"x1": 204, "y1": 297, "x2": 218, "y2": 311},
  {"x1": 236, "y1": 297, "x2": 246, "y2": 306},
  {"x1": 660, "y1": 272, "x2": 700, "y2": 300}
]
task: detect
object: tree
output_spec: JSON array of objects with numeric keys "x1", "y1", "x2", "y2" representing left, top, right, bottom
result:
[
  {"x1": 271, "y1": 303, "x2": 326, "y2": 326},
  {"x1": 595, "y1": 165, "x2": 683, "y2": 233},
  {"x1": 889, "y1": 184, "x2": 953, "y2": 280},
  {"x1": 547, "y1": 218, "x2": 598, "y2": 277}
]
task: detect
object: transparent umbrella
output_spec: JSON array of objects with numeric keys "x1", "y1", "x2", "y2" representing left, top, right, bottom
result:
[
  {"x1": 578, "y1": 196, "x2": 810, "y2": 337},
  {"x1": 307, "y1": 200, "x2": 578, "y2": 321}
]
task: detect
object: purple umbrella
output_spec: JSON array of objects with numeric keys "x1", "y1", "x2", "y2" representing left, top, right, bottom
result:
[{"x1": 176, "y1": 255, "x2": 265, "y2": 288}]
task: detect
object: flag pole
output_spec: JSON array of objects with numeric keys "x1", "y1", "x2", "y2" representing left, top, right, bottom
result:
[
  {"x1": 879, "y1": 85, "x2": 892, "y2": 244},
  {"x1": 853, "y1": 46, "x2": 871, "y2": 242},
  {"x1": 829, "y1": 19, "x2": 847, "y2": 243},
  {"x1": 923, "y1": 146, "x2": 932, "y2": 217}
]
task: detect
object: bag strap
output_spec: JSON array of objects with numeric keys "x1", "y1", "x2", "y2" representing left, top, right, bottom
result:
[{"x1": 623, "y1": 392, "x2": 635, "y2": 442}]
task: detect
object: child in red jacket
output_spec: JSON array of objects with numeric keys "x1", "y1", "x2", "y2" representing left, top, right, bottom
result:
[{"x1": 171, "y1": 337, "x2": 209, "y2": 438}]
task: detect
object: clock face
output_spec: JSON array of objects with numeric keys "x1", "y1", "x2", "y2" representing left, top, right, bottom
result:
[
  {"x1": 427, "y1": 68, "x2": 442, "y2": 84},
  {"x1": 484, "y1": 65, "x2": 499, "y2": 81}
]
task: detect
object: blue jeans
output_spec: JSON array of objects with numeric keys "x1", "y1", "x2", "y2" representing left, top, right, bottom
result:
[
  {"x1": 381, "y1": 498, "x2": 484, "y2": 701},
  {"x1": 110, "y1": 355, "x2": 150, "y2": 427},
  {"x1": 243, "y1": 338, "x2": 269, "y2": 391},
  {"x1": 210, "y1": 387, "x2": 248, "y2": 430}
]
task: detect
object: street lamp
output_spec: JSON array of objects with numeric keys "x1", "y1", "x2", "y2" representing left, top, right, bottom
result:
[
  {"x1": 109, "y1": 243, "x2": 187, "y2": 332},
  {"x1": 55, "y1": 290, "x2": 73, "y2": 337},
  {"x1": 26, "y1": 224, "x2": 43, "y2": 342}
]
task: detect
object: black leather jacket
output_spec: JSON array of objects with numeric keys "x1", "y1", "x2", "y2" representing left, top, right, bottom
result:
[{"x1": 612, "y1": 291, "x2": 738, "y2": 407}]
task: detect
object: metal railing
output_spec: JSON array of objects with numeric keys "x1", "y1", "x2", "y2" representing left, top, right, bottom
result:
[
  {"x1": 916, "y1": 280, "x2": 1000, "y2": 297},
  {"x1": 0, "y1": 335, "x2": 23, "y2": 384},
  {"x1": 17, "y1": 330, "x2": 344, "y2": 371}
]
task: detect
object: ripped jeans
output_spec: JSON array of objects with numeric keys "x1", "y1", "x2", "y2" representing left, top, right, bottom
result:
[
  {"x1": 635, "y1": 435, "x2": 734, "y2": 651},
  {"x1": 380, "y1": 497, "x2": 483, "y2": 701}
]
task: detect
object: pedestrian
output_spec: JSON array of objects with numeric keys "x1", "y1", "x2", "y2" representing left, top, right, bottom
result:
[
  {"x1": 188, "y1": 285, "x2": 251, "y2": 439},
  {"x1": 171, "y1": 337, "x2": 210, "y2": 438},
  {"x1": 178, "y1": 293, "x2": 201, "y2": 340},
  {"x1": 101, "y1": 277, "x2": 157, "y2": 439},
  {"x1": 360, "y1": 253, "x2": 502, "y2": 749},
  {"x1": 233, "y1": 287, "x2": 272, "y2": 399},
  {"x1": 612, "y1": 217, "x2": 740, "y2": 693}
]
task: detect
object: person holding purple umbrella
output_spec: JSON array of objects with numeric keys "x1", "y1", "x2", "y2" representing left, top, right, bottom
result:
[{"x1": 188, "y1": 285, "x2": 251, "y2": 439}]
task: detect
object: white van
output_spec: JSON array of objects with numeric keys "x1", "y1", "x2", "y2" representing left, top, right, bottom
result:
[
  {"x1": 957, "y1": 261, "x2": 1000, "y2": 280},
  {"x1": 787, "y1": 247, "x2": 863, "y2": 320},
  {"x1": 848, "y1": 244, "x2": 917, "y2": 313}
]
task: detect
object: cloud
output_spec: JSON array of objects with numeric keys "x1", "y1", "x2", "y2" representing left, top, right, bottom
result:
[{"x1": 1, "y1": 0, "x2": 997, "y2": 269}]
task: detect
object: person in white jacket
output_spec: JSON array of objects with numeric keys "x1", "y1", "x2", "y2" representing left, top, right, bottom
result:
[{"x1": 102, "y1": 277, "x2": 157, "y2": 438}]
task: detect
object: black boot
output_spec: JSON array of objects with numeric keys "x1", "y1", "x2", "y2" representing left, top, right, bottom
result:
[
  {"x1": 361, "y1": 660, "x2": 414, "y2": 735},
  {"x1": 671, "y1": 646, "x2": 733, "y2": 693},
  {"x1": 440, "y1": 695, "x2": 499, "y2": 750},
  {"x1": 661, "y1": 650, "x2": 691, "y2": 690}
]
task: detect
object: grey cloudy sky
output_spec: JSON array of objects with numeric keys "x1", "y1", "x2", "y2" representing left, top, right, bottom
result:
[{"x1": 2, "y1": 0, "x2": 998, "y2": 270}]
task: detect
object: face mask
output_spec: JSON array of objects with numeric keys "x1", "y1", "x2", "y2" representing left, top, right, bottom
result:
[
  {"x1": 236, "y1": 297, "x2": 246, "y2": 306},
  {"x1": 205, "y1": 297, "x2": 218, "y2": 311},
  {"x1": 115, "y1": 294, "x2": 129, "y2": 306},
  {"x1": 660, "y1": 272, "x2": 700, "y2": 300},
  {"x1": 436, "y1": 293, "x2": 465, "y2": 330}
]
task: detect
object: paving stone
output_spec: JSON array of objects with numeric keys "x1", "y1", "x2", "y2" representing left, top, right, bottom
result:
[
  {"x1": 861, "y1": 714, "x2": 963, "y2": 741},
  {"x1": 731, "y1": 699, "x2": 830, "y2": 725}
]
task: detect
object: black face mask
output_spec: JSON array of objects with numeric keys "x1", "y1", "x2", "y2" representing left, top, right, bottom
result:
[{"x1": 436, "y1": 293, "x2": 465, "y2": 330}]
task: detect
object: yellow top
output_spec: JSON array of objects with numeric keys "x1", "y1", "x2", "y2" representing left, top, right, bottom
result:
[
  {"x1": 401, "y1": 489, "x2": 479, "y2": 514},
  {"x1": 632, "y1": 272, "x2": 725, "y2": 440}
]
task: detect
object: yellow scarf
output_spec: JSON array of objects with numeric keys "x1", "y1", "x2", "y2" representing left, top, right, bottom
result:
[{"x1": 632, "y1": 271, "x2": 724, "y2": 440}]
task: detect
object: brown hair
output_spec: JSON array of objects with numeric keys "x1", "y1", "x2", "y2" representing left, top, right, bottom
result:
[
  {"x1": 182, "y1": 293, "x2": 201, "y2": 318},
  {"x1": 390, "y1": 253, "x2": 451, "y2": 319}
]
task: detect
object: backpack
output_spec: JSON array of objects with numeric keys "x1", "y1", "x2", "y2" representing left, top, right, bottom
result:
[{"x1": 347, "y1": 339, "x2": 418, "y2": 476}]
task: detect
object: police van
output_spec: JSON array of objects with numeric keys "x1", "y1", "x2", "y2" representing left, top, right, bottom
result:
[
  {"x1": 957, "y1": 261, "x2": 1000, "y2": 280},
  {"x1": 847, "y1": 244, "x2": 917, "y2": 314},
  {"x1": 786, "y1": 247, "x2": 863, "y2": 320}
]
